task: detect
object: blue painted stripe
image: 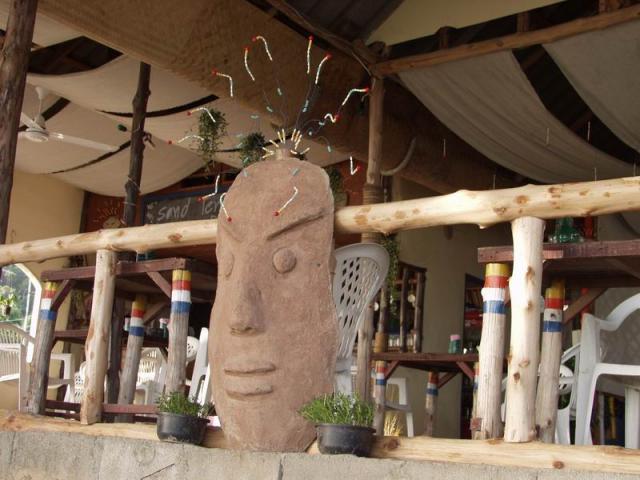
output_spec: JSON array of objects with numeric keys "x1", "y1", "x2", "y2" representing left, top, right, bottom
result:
[
  {"x1": 426, "y1": 388, "x2": 438, "y2": 396},
  {"x1": 483, "y1": 300, "x2": 505, "y2": 314},
  {"x1": 40, "y1": 309, "x2": 57, "y2": 321},
  {"x1": 171, "y1": 301, "x2": 191, "y2": 314},
  {"x1": 375, "y1": 379, "x2": 386, "y2": 386},
  {"x1": 129, "y1": 326, "x2": 145, "y2": 337},
  {"x1": 543, "y1": 320, "x2": 562, "y2": 333}
]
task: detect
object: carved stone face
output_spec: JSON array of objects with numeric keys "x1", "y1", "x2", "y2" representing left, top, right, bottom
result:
[{"x1": 209, "y1": 157, "x2": 337, "y2": 452}]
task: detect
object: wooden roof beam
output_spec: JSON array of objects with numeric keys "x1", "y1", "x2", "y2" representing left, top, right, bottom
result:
[{"x1": 373, "y1": 4, "x2": 640, "y2": 76}]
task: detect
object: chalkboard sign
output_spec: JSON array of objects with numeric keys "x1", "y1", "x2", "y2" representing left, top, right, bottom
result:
[{"x1": 142, "y1": 187, "x2": 229, "y2": 225}]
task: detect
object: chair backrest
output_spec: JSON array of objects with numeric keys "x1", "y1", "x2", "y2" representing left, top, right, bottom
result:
[
  {"x1": 0, "y1": 324, "x2": 32, "y2": 383},
  {"x1": 188, "y1": 328, "x2": 210, "y2": 403},
  {"x1": 332, "y1": 243, "x2": 389, "y2": 363},
  {"x1": 186, "y1": 336, "x2": 199, "y2": 363}
]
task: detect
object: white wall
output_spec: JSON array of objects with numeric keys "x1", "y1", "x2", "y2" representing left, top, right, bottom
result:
[
  {"x1": 390, "y1": 177, "x2": 512, "y2": 437},
  {"x1": 0, "y1": 170, "x2": 84, "y2": 409}
]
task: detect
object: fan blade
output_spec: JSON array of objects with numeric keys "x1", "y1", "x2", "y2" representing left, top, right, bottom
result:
[
  {"x1": 20, "y1": 112, "x2": 41, "y2": 130},
  {"x1": 48, "y1": 132, "x2": 119, "y2": 152}
]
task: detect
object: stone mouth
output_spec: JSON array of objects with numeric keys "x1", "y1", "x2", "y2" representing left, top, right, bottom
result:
[
  {"x1": 223, "y1": 382, "x2": 274, "y2": 400},
  {"x1": 223, "y1": 361, "x2": 276, "y2": 376}
]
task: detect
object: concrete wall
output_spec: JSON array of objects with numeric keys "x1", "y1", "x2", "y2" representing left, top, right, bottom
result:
[
  {"x1": 390, "y1": 178, "x2": 512, "y2": 437},
  {"x1": 0, "y1": 171, "x2": 84, "y2": 409},
  {"x1": 1, "y1": 430, "x2": 635, "y2": 480}
]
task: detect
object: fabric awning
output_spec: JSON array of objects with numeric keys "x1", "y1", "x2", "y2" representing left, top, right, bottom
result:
[
  {"x1": 399, "y1": 51, "x2": 630, "y2": 183},
  {"x1": 544, "y1": 21, "x2": 640, "y2": 153}
]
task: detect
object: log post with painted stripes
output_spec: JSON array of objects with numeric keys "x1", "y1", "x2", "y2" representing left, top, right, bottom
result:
[
  {"x1": 117, "y1": 295, "x2": 147, "y2": 412},
  {"x1": 423, "y1": 371, "x2": 438, "y2": 436},
  {"x1": 473, "y1": 263, "x2": 510, "y2": 439},
  {"x1": 25, "y1": 282, "x2": 59, "y2": 414},
  {"x1": 165, "y1": 269, "x2": 191, "y2": 393},
  {"x1": 373, "y1": 360, "x2": 387, "y2": 435},
  {"x1": 535, "y1": 280, "x2": 565, "y2": 443}
]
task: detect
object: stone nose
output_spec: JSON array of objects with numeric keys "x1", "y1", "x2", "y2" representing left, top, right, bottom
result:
[{"x1": 228, "y1": 284, "x2": 264, "y2": 335}]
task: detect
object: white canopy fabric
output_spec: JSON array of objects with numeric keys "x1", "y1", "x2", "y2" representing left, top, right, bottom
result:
[
  {"x1": 0, "y1": 0, "x2": 78, "y2": 47},
  {"x1": 544, "y1": 21, "x2": 640, "y2": 153},
  {"x1": 19, "y1": 56, "x2": 336, "y2": 196},
  {"x1": 399, "y1": 51, "x2": 631, "y2": 183}
]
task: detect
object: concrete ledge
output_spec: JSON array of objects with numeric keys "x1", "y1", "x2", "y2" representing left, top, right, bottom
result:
[{"x1": 0, "y1": 430, "x2": 639, "y2": 480}]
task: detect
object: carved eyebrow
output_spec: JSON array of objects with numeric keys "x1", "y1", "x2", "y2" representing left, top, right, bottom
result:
[{"x1": 266, "y1": 210, "x2": 326, "y2": 240}]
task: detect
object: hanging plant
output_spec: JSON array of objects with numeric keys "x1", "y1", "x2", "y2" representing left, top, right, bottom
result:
[
  {"x1": 381, "y1": 235, "x2": 400, "y2": 326},
  {"x1": 238, "y1": 132, "x2": 266, "y2": 167},
  {"x1": 197, "y1": 109, "x2": 227, "y2": 167},
  {"x1": 325, "y1": 166, "x2": 344, "y2": 197}
]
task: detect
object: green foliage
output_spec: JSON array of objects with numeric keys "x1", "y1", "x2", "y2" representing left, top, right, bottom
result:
[
  {"x1": 299, "y1": 393, "x2": 373, "y2": 427},
  {"x1": 325, "y1": 166, "x2": 344, "y2": 198},
  {"x1": 157, "y1": 392, "x2": 212, "y2": 419},
  {"x1": 197, "y1": 109, "x2": 227, "y2": 166},
  {"x1": 381, "y1": 236, "x2": 400, "y2": 327},
  {"x1": 239, "y1": 132, "x2": 266, "y2": 167},
  {"x1": 0, "y1": 265, "x2": 34, "y2": 326}
]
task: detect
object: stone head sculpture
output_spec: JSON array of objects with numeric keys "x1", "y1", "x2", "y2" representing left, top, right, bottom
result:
[{"x1": 209, "y1": 153, "x2": 338, "y2": 452}]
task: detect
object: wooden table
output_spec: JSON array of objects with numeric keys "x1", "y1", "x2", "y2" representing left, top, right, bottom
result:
[
  {"x1": 372, "y1": 352, "x2": 478, "y2": 389},
  {"x1": 478, "y1": 239, "x2": 640, "y2": 325}
]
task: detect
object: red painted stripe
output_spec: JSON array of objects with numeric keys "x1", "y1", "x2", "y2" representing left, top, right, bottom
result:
[
  {"x1": 171, "y1": 280, "x2": 192, "y2": 291},
  {"x1": 43, "y1": 289, "x2": 56, "y2": 298},
  {"x1": 131, "y1": 308, "x2": 145, "y2": 318},
  {"x1": 484, "y1": 276, "x2": 508, "y2": 288},
  {"x1": 545, "y1": 298, "x2": 563, "y2": 309}
]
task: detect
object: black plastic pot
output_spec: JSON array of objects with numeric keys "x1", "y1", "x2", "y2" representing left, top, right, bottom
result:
[
  {"x1": 156, "y1": 412, "x2": 209, "y2": 445},
  {"x1": 316, "y1": 424, "x2": 376, "y2": 457}
]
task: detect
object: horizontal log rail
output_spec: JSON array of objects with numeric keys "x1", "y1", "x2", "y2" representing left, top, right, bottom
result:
[
  {"x1": 1, "y1": 176, "x2": 640, "y2": 266},
  {"x1": 373, "y1": 4, "x2": 640, "y2": 75}
]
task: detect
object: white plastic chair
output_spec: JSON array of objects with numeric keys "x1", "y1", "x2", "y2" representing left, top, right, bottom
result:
[
  {"x1": 575, "y1": 293, "x2": 640, "y2": 447},
  {"x1": 0, "y1": 323, "x2": 73, "y2": 409},
  {"x1": 187, "y1": 328, "x2": 211, "y2": 405},
  {"x1": 387, "y1": 377, "x2": 415, "y2": 437},
  {"x1": 332, "y1": 243, "x2": 389, "y2": 395}
]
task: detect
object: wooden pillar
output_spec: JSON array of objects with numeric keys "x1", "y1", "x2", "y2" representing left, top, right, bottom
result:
[
  {"x1": 25, "y1": 282, "x2": 59, "y2": 414},
  {"x1": 504, "y1": 217, "x2": 545, "y2": 442},
  {"x1": 121, "y1": 62, "x2": 150, "y2": 229},
  {"x1": 117, "y1": 295, "x2": 147, "y2": 409},
  {"x1": 373, "y1": 360, "x2": 386, "y2": 435},
  {"x1": 535, "y1": 280, "x2": 565, "y2": 443},
  {"x1": 423, "y1": 371, "x2": 438, "y2": 436},
  {"x1": 473, "y1": 263, "x2": 510, "y2": 440},
  {"x1": 373, "y1": 283, "x2": 389, "y2": 353},
  {"x1": 80, "y1": 249, "x2": 117, "y2": 425},
  {"x1": 0, "y1": 0, "x2": 38, "y2": 244},
  {"x1": 164, "y1": 269, "x2": 191, "y2": 393},
  {"x1": 398, "y1": 267, "x2": 410, "y2": 352},
  {"x1": 356, "y1": 76, "x2": 385, "y2": 400},
  {"x1": 411, "y1": 271, "x2": 425, "y2": 353},
  {"x1": 106, "y1": 298, "x2": 125, "y2": 404}
]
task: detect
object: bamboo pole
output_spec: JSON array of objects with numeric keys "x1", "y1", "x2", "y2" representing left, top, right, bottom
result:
[
  {"x1": 423, "y1": 371, "x2": 438, "y2": 436},
  {"x1": 473, "y1": 263, "x2": 510, "y2": 439},
  {"x1": 117, "y1": 295, "x2": 147, "y2": 419},
  {"x1": 164, "y1": 269, "x2": 191, "y2": 393},
  {"x1": 0, "y1": 0, "x2": 38, "y2": 244},
  {"x1": 535, "y1": 280, "x2": 565, "y2": 443},
  {"x1": 398, "y1": 267, "x2": 410, "y2": 352},
  {"x1": 504, "y1": 217, "x2": 545, "y2": 442},
  {"x1": 81, "y1": 249, "x2": 117, "y2": 425},
  {"x1": 373, "y1": 360, "x2": 387, "y2": 435},
  {"x1": 2, "y1": 176, "x2": 640, "y2": 266},
  {"x1": 356, "y1": 76, "x2": 385, "y2": 400},
  {"x1": 25, "y1": 282, "x2": 59, "y2": 414},
  {"x1": 411, "y1": 271, "x2": 425, "y2": 353}
]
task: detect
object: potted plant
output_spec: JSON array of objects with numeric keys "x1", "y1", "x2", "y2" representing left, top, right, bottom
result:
[
  {"x1": 299, "y1": 392, "x2": 375, "y2": 457},
  {"x1": 156, "y1": 391, "x2": 213, "y2": 446}
]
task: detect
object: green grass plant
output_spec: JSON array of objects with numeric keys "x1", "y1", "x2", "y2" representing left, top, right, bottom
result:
[
  {"x1": 299, "y1": 393, "x2": 373, "y2": 427},
  {"x1": 157, "y1": 391, "x2": 212, "y2": 419}
]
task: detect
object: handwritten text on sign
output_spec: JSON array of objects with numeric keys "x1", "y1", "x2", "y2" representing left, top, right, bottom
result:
[{"x1": 143, "y1": 188, "x2": 228, "y2": 225}]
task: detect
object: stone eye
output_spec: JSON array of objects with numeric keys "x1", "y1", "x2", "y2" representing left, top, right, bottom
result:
[
  {"x1": 218, "y1": 249, "x2": 234, "y2": 277},
  {"x1": 273, "y1": 248, "x2": 296, "y2": 273}
]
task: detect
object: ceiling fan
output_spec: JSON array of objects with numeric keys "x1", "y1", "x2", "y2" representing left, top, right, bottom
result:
[{"x1": 19, "y1": 86, "x2": 119, "y2": 153}]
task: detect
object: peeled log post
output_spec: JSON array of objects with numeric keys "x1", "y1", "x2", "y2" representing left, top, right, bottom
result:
[
  {"x1": 164, "y1": 269, "x2": 191, "y2": 393},
  {"x1": 3, "y1": 177, "x2": 640, "y2": 266},
  {"x1": 25, "y1": 282, "x2": 59, "y2": 414},
  {"x1": 0, "y1": 0, "x2": 38, "y2": 244},
  {"x1": 504, "y1": 217, "x2": 545, "y2": 443},
  {"x1": 356, "y1": 76, "x2": 385, "y2": 400},
  {"x1": 473, "y1": 263, "x2": 510, "y2": 440},
  {"x1": 106, "y1": 298, "x2": 125, "y2": 404},
  {"x1": 535, "y1": 280, "x2": 565, "y2": 443},
  {"x1": 81, "y1": 249, "x2": 117, "y2": 425},
  {"x1": 423, "y1": 371, "x2": 438, "y2": 436},
  {"x1": 117, "y1": 295, "x2": 147, "y2": 420}
]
